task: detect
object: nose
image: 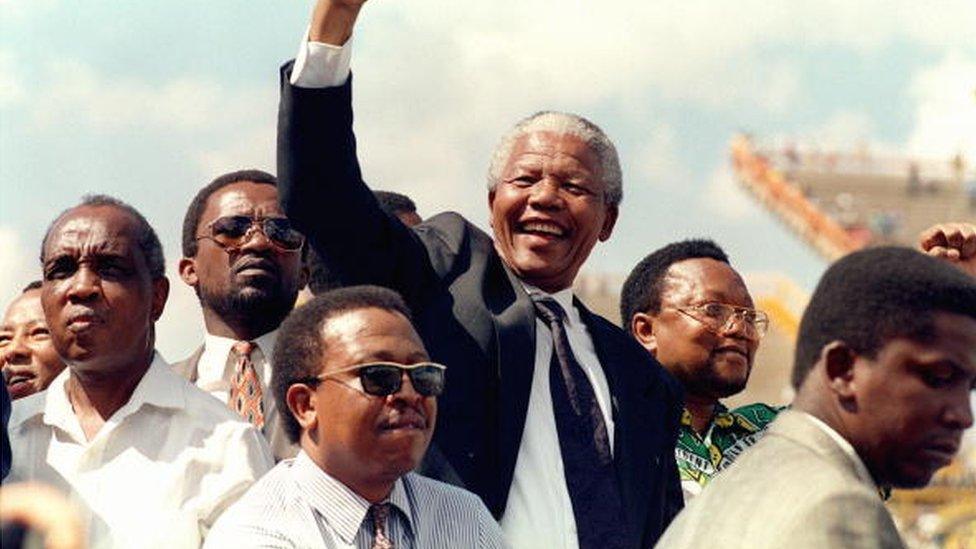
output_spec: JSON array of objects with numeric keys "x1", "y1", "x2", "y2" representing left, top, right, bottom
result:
[
  {"x1": 527, "y1": 178, "x2": 564, "y2": 210},
  {"x1": 66, "y1": 265, "x2": 102, "y2": 303},
  {"x1": 0, "y1": 332, "x2": 31, "y2": 366},
  {"x1": 238, "y1": 222, "x2": 274, "y2": 252},
  {"x1": 943, "y1": 391, "x2": 974, "y2": 430},
  {"x1": 722, "y1": 312, "x2": 756, "y2": 341}
]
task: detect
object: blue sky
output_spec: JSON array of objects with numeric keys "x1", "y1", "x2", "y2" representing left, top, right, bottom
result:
[{"x1": 1, "y1": 0, "x2": 974, "y2": 360}]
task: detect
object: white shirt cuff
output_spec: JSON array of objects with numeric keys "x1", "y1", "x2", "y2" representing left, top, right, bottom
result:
[{"x1": 290, "y1": 26, "x2": 352, "y2": 88}]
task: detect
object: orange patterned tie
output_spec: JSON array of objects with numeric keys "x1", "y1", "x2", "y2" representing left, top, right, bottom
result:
[{"x1": 228, "y1": 341, "x2": 265, "y2": 428}]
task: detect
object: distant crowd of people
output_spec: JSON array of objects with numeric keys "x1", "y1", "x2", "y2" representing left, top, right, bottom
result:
[{"x1": 2, "y1": 1, "x2": 976, "y2": 548}]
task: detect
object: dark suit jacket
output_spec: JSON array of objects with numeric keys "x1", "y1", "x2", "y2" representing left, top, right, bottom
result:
[{"x1": 277, "y1": 64, "x2": 685, "y2": 547}]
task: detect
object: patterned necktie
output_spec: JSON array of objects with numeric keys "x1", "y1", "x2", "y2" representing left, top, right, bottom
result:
[
  {"x1": 228, "y1": 341, "x2": 265, "y2": 429},
  {"x1": 369, "y1": 503, "x2": 394, "y2": 549},
  {"x1": 533, "y1": 297, "x2": 628, "y2": 549}
]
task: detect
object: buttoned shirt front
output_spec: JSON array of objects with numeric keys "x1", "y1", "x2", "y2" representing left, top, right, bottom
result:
[
  {"x1": 205, "y1": 450, "x2": 507, "y2": 548},
  {"x1": 194, "y1": 329, "x2": 297, "y2": 461},
  {"x1": 8, "y1": 353, "x2": 275, "y2": 548}
]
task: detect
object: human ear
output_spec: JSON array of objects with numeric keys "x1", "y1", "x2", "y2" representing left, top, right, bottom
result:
[
  {"x1": 821, "y1": 341, "x2": 857, "y2": 399},
  {"x1": 598, "y1": 205, "x2": 618, "y2": 242},
  {"x1": 287, "y1": 384, "x2": 318, "y2": 434},
  {"x1": 178, "y1": 257, "x2": 198, "y2": 287},
  {"x1": 630, "y1": 312, "x2": 658, "y2": 356},
  {"x1": 150, "y1": 277, "x2": 170, "y2": 321}
]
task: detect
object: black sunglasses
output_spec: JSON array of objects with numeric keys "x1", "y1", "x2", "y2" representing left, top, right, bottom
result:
[
  {"x1": 307, "y1": 362, "x2": 447, "y2": 397},
  {"x1": 197, "y1": 215, "x2": 305, "y2": 252}
]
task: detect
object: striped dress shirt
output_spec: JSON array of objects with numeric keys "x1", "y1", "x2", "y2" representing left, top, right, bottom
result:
[{"x1": 205, "y1": 450, "x2": 508, "y2": 548}]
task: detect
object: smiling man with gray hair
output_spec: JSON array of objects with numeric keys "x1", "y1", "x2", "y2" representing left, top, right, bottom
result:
[{"x1": 275, "y1": 1, "x2": 684, "y2": 547}]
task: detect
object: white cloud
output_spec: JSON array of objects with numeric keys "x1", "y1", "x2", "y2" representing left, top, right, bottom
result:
[
  {"x1": 701, "y1": 165, "x2": 765, "y2": 221},
  {"x1": 27, "y1": 59, "x2": 271, "y2": 135},
  {"x1": 632, "y1": 125, "x2": 690, "y2": 189},
  {"x1": 906, "y1": 52, "x2": 976, "y2": 161}
]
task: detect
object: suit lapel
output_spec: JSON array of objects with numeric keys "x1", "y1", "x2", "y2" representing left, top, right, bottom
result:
[
  {"x1": 575, "y1": 299, "x2": 657, "y2": 542},
  {"x1": 487, "y1": 261, "x2": 536, "y2": 507}
]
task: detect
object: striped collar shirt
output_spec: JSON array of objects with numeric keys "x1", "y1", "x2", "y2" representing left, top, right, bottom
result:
[{"x1": 205, "y1": 450, "x2": 507, "y2": 548}]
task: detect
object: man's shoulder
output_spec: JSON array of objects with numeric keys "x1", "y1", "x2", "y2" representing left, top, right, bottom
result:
[
  {"x1": 403, "y1": 472, "x2": 491, "y2": 513},
  {"x1": 205, "y1": 460, "x2": 304, "y2": 548}
]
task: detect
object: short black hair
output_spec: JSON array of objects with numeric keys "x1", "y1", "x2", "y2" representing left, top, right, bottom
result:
[
  {"x1": 182, "y1": 169, "x2": 278, "y2": 258},
  {"x1": 620, "y1": 239, "x2": 730, "y2": 329},
  {"x1": 373, "y1": 190, "x2": 417, "y2": 217},
  {"x1": 22, "y1": 280, "x2": 42, "y2": 292},
  {"x1": 272, "y1": 285, "x2": 414, "y2": 443},
  {"x1": 41, "y1": 194, "x2": 166, "y2": 280},
  {"x1": 792, "y1": 246, "x2": 976, "y2": 388}
]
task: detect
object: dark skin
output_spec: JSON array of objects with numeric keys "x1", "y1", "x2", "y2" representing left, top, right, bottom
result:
[
  {"x1": 286, "y1": 307, "x2": 436, "y2": 502},
  {"x1": 179, "y1": 181, "x2": 307, "y2": 341},
  {"x1": 631, "y1": 258, "x2": 758, "y2": 434},
  {"x1": 41, "y1": 205, "x2": 168, "y2": 440},
  {"x1": 793, "y1": 312, "x2": 976, "y2": 488}
]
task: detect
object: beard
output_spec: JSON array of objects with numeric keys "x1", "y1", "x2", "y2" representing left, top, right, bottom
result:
[
  {"x1": 199, "y1": 277, "x2": 297, "y2": 331},
  {"x1": 681, "y1": 361, "x2": 751, "y2": 400}
]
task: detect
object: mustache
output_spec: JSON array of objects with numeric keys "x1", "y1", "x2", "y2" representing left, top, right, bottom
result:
[{"x1": 231, "y1": 254, "x2": 281, "y2": 277}]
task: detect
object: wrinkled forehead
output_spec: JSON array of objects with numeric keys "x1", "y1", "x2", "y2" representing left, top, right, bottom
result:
[
  {"x1": 202, "y1": 182, "x2": 282, "y2": 224},
  {"x1": 319, "y1": 308, "x2": 428, "y2": 369},
  {"x1": 661, "y1": 258, "x2": 753, "y2": 307},
  {"x1": 2, "y1": 290, "x2": 45, "y2": 327},
  {"x1": 44, "y1": 206, "x2": 139, "y2": 260}
]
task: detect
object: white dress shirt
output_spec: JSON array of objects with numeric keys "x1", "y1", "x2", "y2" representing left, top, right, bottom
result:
[
  {"x1": 8, "y1": 353, "x2": 275, "y2": 549},
  {"x1": 290, "y1": 38, "x2": 614, "y2": 549},
  {"x1": 206, "y1": 450, "x2": 507, "y2": 548},
  {"x1": 195, "y1": 329, "x2": 297, "y2": 461}
]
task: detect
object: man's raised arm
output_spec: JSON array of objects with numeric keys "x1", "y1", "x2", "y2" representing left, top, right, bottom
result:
[{"x1": 290, "y1": 0, "x2": 367, "y2": 88}]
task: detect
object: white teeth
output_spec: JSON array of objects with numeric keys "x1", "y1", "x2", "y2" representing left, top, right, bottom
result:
[{"x1": 522, "y1": 222, "x2": 565, "y2": 236}]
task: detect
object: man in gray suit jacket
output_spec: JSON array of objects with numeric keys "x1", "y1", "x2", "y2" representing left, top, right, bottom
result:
[{"x1": 658, "y1": 246, "x2": 976, "y2": 548}]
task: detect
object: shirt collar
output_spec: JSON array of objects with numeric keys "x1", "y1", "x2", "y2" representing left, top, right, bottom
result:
[
  {"x1": 199, "y1": 329, "x2": 278, "y2": 380},
  {"x1": 41, "y1": 352, "x2": 183, "y2": 433},
  {"x1": 520, "y1": 282, "x2": 580, "y2": 326},
  {"x1": 291, "y1": 450, "x2": 413, "y2": 544},
  {"x1": 800, "y1": 411, "x2": 877, "y2": 488}
]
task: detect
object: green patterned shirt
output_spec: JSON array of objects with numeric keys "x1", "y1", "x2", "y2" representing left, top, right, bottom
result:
[{"x1": 675, "y1": 402, "x2": 783, "y2": 500}]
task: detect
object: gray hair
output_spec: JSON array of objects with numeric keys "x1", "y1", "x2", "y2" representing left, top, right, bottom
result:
[
  {"x1": 41, "y1": 194, "x2": 166, "y2": 280},
  {"x1": 487, "y1": 111, "x2": 623, "y2": 206}
]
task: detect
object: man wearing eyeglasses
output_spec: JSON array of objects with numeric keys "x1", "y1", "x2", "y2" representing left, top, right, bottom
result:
[
  {"x1": 620, "y1": 239, "x2": 780, "y2": 502},
  {"x1": 206, "y1": 285, "x2": 506, "y2": 548},
  {"x1": 176, "y1": 169, "x2": 309, "y2": 461}
]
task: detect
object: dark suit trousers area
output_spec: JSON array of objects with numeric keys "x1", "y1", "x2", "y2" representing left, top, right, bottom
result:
[{"x1": 275, "y1": 62, "x2": 686, "y2": 548}]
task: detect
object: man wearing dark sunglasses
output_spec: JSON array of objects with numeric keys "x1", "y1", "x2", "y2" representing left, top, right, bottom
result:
[
  {"x1": 275, "y1": 2, "x2": 685, "y2": 547},
  {"x1": 175, "y1": 169, "x2": 309, "y2": 461},
  {"x1": 206, "y1": 285, "x2": 505, "y2": 548},
  {"x1": 621, "y1": 239, "x2": 781, "y2": 502}
]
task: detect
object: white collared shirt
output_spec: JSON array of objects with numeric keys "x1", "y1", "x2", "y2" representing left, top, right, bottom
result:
[
  {"x1": 8, "y1": 353, "x2": 275, "y2": 549},
  {"x1": 195, "y1": 329, "x2": 297, "y2": 461},
  {"x1": 801, "y1": 412, "x2": 877, "y2": 488},
  {"x1": 206, "y1": 451, "x2": 506, "y2": 548}
]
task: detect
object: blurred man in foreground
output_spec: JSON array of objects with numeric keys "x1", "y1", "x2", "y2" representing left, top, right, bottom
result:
[
  {"x1": 206, "y1": 285, "x2": 505, "y2": 547},
  {"x1": 8, "y1": 195, "x2": 273, "y2": 548},
  {"x1": 1, "y1": 282, "x2": 66, "y2": 400},
  {"x1": 620, "y1": 239, "x2": 777, "y2": 501},
  {"x1": 658, "y1": 247, "x2": 976, "y2": 548}
]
